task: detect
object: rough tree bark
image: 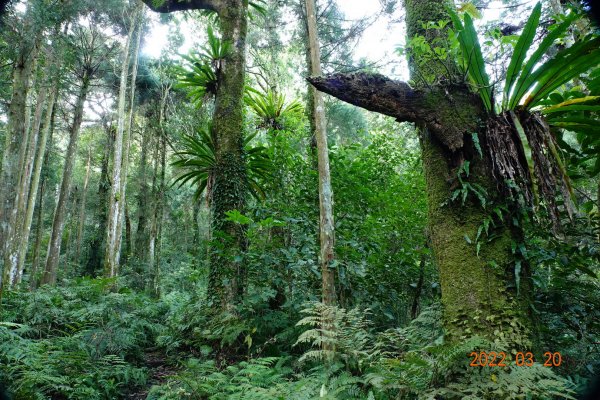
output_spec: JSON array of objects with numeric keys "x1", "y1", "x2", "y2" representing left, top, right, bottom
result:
[
  {"x1": 304, "y1": 0, "x2": 336, "y2": 308},
  {"x1": 308, "y1": 0, "x2": 532, "y2": 348},
  {"x1": 142, "y1": 0, "x2": 249, "y2": 307}
]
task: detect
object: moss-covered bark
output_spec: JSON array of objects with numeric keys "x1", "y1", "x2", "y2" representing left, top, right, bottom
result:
[
  {"x1": 142, "y1": 0, "x2": 249, "y2": 308},
  {"x1": 421, "y1": 131, "x2": 531, "y2": 346},
  {"x1": 405, "y1": 0, "x2": 532, "y2": 348},
  {"x1": 206, "y1": 2, "x2": 249, "y2": 307}
]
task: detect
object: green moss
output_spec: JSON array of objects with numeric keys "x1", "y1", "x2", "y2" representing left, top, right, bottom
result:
[
  {"x1": 421, "y1": 136, "x2": 531, "y2": 350},
  {"x1": 405, "y1": 0, "x2": 532, "y2": 350},
  {"x1": 204, "y1": 4, "x2": 250, "y2": 308}
]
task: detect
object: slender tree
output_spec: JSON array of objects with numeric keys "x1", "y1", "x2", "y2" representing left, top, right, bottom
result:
[
  {"x1": 117, "y1": 3, "x2": 145, "y2": 265},
  {"x1": 105, "y1": 2, "x2": 142, "y2": 278},
  {"x1": 74, "y1": 149, "x2": 92, "y2": 263},
  {"x1": 42, "y1": 25, "x2": 114, "y2": 285},
  {"x1": 304, "y1": 0, "x2": 336, "y2": 307}
]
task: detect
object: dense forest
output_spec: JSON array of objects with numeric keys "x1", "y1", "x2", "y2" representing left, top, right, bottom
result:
[{"x1": 0, "y1": 0, "x2": 599, "y2": 398}]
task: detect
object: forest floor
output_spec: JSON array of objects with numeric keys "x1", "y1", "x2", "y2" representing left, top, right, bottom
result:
[{"x1": 128, "y1": 351, "x2": 178, "y2": 399}]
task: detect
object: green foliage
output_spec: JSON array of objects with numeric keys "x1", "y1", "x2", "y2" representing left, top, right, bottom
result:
[
  {"x1": 201, "y1": 25, "x2": 232, "y2": 62},
  {"x1": 0, "y1": 278, "x2": 166, "y2": 399},
  {"x1": 171, "y1": 128, "x2": 273, "y2": 202},
  {"x1": 3, "y1": 3, "x2": 599, "y2": 399},
  {"x1": 295, "y1": 302, "x2": 372, "y2": 368},
  {"x1": 175, "y1": 25, "x2": 231, "y2": 106},
  {"x1": 447, "y1": 9, "x2": 492, "y2": 111},
  {"x1": 176, "y1": 54, "x2": 218, "y2": 104},
  {"x1": 449, "y1": 3, "x2": 600, "y2": 114},
  {"x1": 244, "y1": 87, "x2": 303, "y2": 131}
]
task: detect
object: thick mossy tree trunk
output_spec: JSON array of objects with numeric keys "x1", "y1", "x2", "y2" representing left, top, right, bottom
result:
[
  {"x1": 142, "y1": 0, "x2": 249, "y2": 307},
  {"x1": 309, "y1": 0, "x2": 532, "y2": 349},
  {"x1": 206, "y1": 3, "x2": 249, "y2": 307}
]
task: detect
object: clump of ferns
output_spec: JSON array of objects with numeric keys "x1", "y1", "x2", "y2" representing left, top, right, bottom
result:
[
  {"x1": 294, "y1": 302, "x2": 374, "y2": 372},
  {"x1": 176, "y1": 25, "x2": 231, "y2": 106},
  {"x1": 449, "y1": 3, "x2": 600, "y2": 230}
]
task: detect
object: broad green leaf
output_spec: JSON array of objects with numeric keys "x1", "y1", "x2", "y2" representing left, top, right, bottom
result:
[
  {"x1": 449, "y1": 8, "x2": 493, "y2": 112},
  {"x1": 522, "y1": 37, "x2": 600, "y2": 109},
  {"x1": 503, "y1": 3, "x2": 541, "y2": 110},
  {"x1": 508, "y1": 14, "x2": 578, "y2": 109}
]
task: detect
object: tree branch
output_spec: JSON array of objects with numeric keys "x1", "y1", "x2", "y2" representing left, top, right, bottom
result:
[
  {"x1": 140, "y1": 0, "x2": 221, "y2": 13},
  {"x1": 307, "y1": 72, "x2": 483, "y2": 151},
  {"x1": 307, "y1": 72, "x2": 423, "y2": 123}
]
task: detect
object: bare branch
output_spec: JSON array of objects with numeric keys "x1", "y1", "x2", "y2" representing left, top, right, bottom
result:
[
  {"x1": 308, "y1": 72, "x2": 483, "y2": 151},
  {"x1": 307, "y1": 72, "x2": 424, "y2": 123}
]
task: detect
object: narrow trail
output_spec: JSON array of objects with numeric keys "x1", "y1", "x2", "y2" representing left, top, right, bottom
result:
[{"x1": 128, "y1": 351, "x2": 178, "y2": 400}]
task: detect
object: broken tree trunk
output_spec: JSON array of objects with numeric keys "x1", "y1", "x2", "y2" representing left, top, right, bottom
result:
[{"x1": 308, "y1": 0, "x2": 533, "y2": 349}]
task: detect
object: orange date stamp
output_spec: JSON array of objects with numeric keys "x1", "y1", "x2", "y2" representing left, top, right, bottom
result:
[{"x1": 469, "y1": 351, "x2": 562, "y2": 367}]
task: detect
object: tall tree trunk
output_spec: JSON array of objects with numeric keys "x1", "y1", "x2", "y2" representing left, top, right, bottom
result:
[
  {"x1": 42, "y1": 71, "x2": 91, "y2": 285},
  {"x1": 0, "y1": 18, "x2": 41, "y2": 291},
  {"x1": 116, "y1": 4, "x2": 144, "y2": 266},
  {"x1": 135, "y1": 126, "x2": 150, "y2": 261},
  {"x1": 85, "y1": 125, "x2": 113, "y2": 276},
  {"x1": 29, "y1": 106, "x2": 56, "y2": 290},
  {"x1": 308, "y1": 0, "x2": 532, "y2": 349},
  {"x1": 304, "y1": 0, "x2": 336, "y2": 307},
  {"x1": 12, "y1": 53, "x2": 60, "y2": 285},
  {"x1": 105, "y1": 7, "x2": 137, "y2": 278},
  {"x1": 6, "y1": 74, "x2": 47, "y2": 286},
  {"x1": 405, "y1": 0, "x2": 531, "y2": 347},
  {"x1": 124, "y1": 203, "x2": 133, "y2": 260},
  {"x1": 147, "y1": 138, "x2": 159, "y2": 293},
  {"x1": 75, "y1": 149, "x2": 91, "y2": 264},
  {"x1": 149, "y1": 129, "x2": 166, "y2": 296},
  {"x1": 142, "y1": 0, "x2": 250, "y2": 309},
  {"x1": 207, "y1": 2, "x2": 249, "y2": 307},
  {"x1": 30, "y1": 179, "x2": 45, "y2": 290},
  {"x1": 104, "y1": 8, "x2": 137, "y2": 278}
]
